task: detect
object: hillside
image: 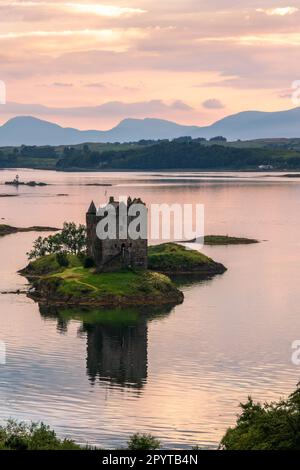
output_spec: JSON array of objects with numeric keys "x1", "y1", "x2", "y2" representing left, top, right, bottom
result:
[{"x1": 2, "y1": 137, "x2": 300, "y2": 170}]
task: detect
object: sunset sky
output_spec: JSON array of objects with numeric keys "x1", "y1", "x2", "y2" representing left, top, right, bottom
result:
[{"x1": 0, "y1": 0, "x2": 300, "y2": 129}]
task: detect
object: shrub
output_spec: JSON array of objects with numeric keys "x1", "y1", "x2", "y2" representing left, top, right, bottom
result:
[
  {"x1": 84, "y1": 256, "x2": 95, "y2": 269},
  {"x1": 56, "y1": 252, "x2": 69, "y2": 267},
  {"x1": 221, "y1": 385, "x2": 300, "y2": 450},
  {"x1": 127, "y1": 433, "x2": 160, "y2": 450},
  {"x1": 0, "y1": 420, "x2": 82, "y2": 450},
  {"x1": 27, "y1": 222, "x2": 86, "y2": 259}
]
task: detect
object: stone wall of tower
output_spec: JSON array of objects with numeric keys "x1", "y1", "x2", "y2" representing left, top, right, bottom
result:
[{"x1": 86, "y1": 197, "x2": 148, "y2": 272}]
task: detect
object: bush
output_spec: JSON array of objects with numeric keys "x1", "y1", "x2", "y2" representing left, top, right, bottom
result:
[
  {"x1": 84, "y1": 256, "x2": 95, "y2": 269},
  {"x1": 221, "y1": 385, "x2": 300, "y2": 450},
  {"x1": 0, "y1": 420, "x2": 82, "y2": 450},
  {"x1": 27, "y1": 222, "x2": 86, "y2": 259},
  {"x1": 127, "y1": 433, "x2": 160, "y2": 450},
  {"x1": 56, "y1": 252, "x2": 69, "y2": 267}
]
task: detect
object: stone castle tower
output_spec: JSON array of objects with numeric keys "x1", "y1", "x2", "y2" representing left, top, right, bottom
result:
[{"x1": 86, "y1": 196, "x2": 148, "y2": 272}]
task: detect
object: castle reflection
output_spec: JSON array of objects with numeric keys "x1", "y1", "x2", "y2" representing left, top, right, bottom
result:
[
  {"x1": 39, "y1": 304, "x2": 174, "y2": 389},
  {"x1": 83, "y1": 320, "x2": 148, "y2": 388}
]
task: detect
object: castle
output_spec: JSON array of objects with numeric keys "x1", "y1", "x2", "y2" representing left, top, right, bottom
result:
[{"x1": 86, "y1": 196, "x2": 148, "y2": 272}]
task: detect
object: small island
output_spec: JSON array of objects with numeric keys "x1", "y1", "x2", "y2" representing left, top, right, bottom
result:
[
  {"x1": 0, "y1": 224, "x2": 60, "y2": 237},
  {"x1": 21, "y1": 253, "x2": 184, "y2": 307},
  {"x1": 204, "y1": 235, "x2": 259, "y2": 245},
  {"x1": 5, "y1": 174, "x2": 48, "y2": 187},
  {"x1": 148, "y1": 243, "x2": 226, "y2": 274},
  {"x1": 19, "y1": 198, "x2": 227, "y2": 308},
  {"x1": 178, "y1": 235, "x2": 259, "y2": 245}
]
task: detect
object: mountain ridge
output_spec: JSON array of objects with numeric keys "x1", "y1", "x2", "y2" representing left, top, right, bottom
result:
[{"x1": 1, "y1": 106, "x2": 300, "y2": 146}]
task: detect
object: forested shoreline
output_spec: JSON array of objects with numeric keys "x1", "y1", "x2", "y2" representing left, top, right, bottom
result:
[{"x1": 1, "y1": 137, "x2": 300, "y2": 171}]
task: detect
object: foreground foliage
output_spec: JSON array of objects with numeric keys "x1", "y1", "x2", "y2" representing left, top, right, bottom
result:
[
  {"x1": 127, "y1": 433, "x2": 161, "y2": 450},
  {"x1": 0, "y1": 420, "x2": 162, "y2": 450},
  {"x1": 0, "y1": 420, "x2": 82, "y2": 450},
  {"x1": 221, "y1": 386, "x2": 300, "y2": 450}
]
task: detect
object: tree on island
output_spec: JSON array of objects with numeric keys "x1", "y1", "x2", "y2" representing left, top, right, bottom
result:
[{"x1": 27, "y1": 222, "x2": 86, "y2": 259}]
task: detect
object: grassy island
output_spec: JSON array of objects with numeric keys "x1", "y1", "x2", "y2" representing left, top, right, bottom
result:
[
  {"x1": 20, "y1": 253, "x2": 184, "y2": 307},
  {"x1": 204, "y1": 235, "x2": 259, "y2": 245},
  {"x1": 20, "y1": 243, "x2": 227, "y2": 307},
  {"x1": 0, "y1": 224, "x2": 60, "y2": 237},
  {"x1": 148, "y1": 243, "x2": 227, "y2": 275}
]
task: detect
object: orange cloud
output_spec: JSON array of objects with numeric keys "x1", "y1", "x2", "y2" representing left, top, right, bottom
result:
[{"x1": 0, "y1": 0, "x2": 299, "y2": 128}]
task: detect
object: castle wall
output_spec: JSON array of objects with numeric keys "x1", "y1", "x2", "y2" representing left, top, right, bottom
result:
[{"x1": 86, "y1": 198, "x2": 148, "y2": 272}]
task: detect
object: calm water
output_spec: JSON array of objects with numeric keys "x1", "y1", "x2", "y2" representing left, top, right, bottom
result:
[{"x1": 1, "y1": 168, "x2": 300, "y2": 449}]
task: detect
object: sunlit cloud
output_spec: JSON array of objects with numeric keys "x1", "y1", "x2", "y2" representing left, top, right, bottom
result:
[
  {"x1": 256, "y1": 7, "x2": 299, "y2": 16},
  {"x1": 4, "y1": 1, "x2": 147, "y2": 17},
  {"x1": 65, "y1": 3, "x2": 146, "y2": 17},
  {"x1": 197, "y1": 33, "x2": 300, "y2": 46},
  {"x1": 0, "y1": 29, "x2": 120, "y2": 40}
]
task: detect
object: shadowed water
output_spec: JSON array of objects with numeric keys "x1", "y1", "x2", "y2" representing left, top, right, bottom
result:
[{"x1": 1, "y1": 169, "x2": 300, "y2": 448}]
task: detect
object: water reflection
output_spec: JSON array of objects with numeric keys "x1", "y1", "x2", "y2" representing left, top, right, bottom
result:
[{"x1": 39, "y1": 304, "x2": 174, "y2": 390}]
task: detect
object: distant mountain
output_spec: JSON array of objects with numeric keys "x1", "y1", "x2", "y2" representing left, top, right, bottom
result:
[
  {"x1": 0, "y1": 116, "x2": 106, "y2": 146},
  {"x1": 1, "y1": 107, "x2": 300, "y2": 146},
  {"x1": 201, "y1": 107, "x2": 300, "y2": 140}
]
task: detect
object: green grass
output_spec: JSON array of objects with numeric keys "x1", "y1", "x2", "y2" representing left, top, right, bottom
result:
[
  {"x1": 21, "y1": 253, "x2": 82, "y2": 275},
  {"x1": 52, "y1": 267, "x2": 176, "y2": 300},
  {"x1": 148, "y1": 242, "x2": 222, "y2": 273}
]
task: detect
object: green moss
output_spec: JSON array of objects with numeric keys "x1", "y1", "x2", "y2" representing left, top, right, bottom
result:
[{"x1": 148, "y1": 243, "x2": 226, "y2": 274}]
